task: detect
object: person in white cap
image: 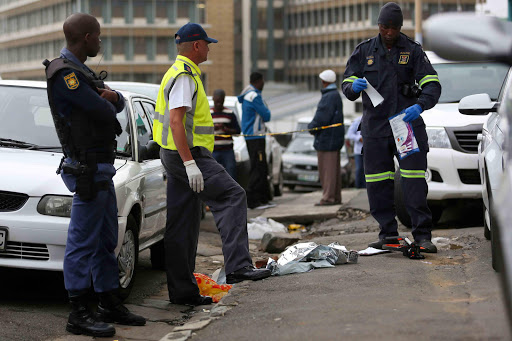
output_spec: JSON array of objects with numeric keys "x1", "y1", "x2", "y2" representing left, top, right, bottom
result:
[{"x1": 308, "y1": 69, "x2": 345, "y2": 206}]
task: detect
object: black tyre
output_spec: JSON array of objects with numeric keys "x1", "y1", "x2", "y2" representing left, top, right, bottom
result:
[
  {"x1": 429, "y1": 202, "x2": 444, "y2": 226},
  {"x1": 491, "y1": 208, "x2": 503, "y2": 272},
  {"x1": 274, "y1": 165, "x2": 284, "y2": 197},
  {"x1": 483, "y1": 205, "x2": 492, "y2": 240},
  {"x1": 150, "y1": 239, "x2": 166, "y2": 270},
  {"x1": 118, "y1": 215, "x2": 139, "y2": 300},
  {"x1": 483, "y1": 169, "x2": 492, "y2": 240}
]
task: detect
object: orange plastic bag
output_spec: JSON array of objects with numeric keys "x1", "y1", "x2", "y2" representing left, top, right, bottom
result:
[{"x1": 194, "y1": 273, "x2": 233, "y2": 303}]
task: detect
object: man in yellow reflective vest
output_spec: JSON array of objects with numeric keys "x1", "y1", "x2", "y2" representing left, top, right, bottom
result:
[{"x1": 154, "y1": 23, "x2": 271, "y2": 306}]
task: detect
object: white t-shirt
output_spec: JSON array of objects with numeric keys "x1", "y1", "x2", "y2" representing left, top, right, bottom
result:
[{"x1": 168, "y1": 75, "x2": 195, "y2": 112}]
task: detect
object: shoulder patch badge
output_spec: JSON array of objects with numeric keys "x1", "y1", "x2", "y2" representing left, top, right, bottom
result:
[
  {"x1": 398, "y1": 54, "x2": 409, "y2": 65},
  {"x1": 64, "y1": 72, "x2": 79, "y2": 90},
  {"x1": 184, "y1": 64, "x2": 192, "y2": 73}
]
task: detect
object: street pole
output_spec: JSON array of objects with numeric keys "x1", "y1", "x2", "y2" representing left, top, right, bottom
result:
[{"x1": 415, "y1": 0, "x2": 423, "y2": 44}]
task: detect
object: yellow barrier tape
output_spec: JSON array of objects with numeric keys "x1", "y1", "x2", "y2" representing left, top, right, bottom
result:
[{"x1": 216, "y1": 122, "x2": 344, "y2": 138}]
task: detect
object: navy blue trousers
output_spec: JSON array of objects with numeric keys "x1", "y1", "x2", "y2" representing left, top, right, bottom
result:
[
  {"x1": 212, "y1": 149, "x2": 237, "y2": 181},
  {"x1": 61, "y1": 163, "x2": 119, "y2": 294},
  {"x1": 363, "y1": 127, "x2": 432, "y2": 242}
]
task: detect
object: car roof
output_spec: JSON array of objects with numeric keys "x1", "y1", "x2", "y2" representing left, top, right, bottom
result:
[
  {"x1": 0, "y1": 80, "x2": 46, "y2": 88},
  {"x1": 0, "y1": 80, "x2": 153, "y2": 101}
]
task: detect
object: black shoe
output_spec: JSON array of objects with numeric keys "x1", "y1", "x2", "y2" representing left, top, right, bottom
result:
[
  {"x1": 66, "y1": 294, "x2": 116, "y2": 337},
  {"x1": 226, "y1": 266, "x2": 272, "y2": 284},
  {"x1": 417, "y1": 239, "x2": 438, "y2": 253},
  {"x1": 96, "y1": 303, "x2": 146, "y2": 326},
  {"x1": 96, "y1": 291, "x2": 146, "y2": 326},
  {"x1": 368, "y1": 237, "x2": 400, "y2": 250},
  {"x1": 171, "y1": 295, "x2": 213, "y2": 306}
]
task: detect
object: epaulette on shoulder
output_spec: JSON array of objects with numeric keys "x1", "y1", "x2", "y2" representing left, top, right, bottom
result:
[
  {"x1": 355, "y1": 38, "x2": 372, "y2": 49},
  {"x1": 406, "y1": 35, "x2": 421, "y2": 46}
]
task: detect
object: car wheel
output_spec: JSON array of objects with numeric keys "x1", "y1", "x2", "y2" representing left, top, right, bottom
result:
[
  {"x1": 428, "y1": 202, "x2": 444, "y2": 225},
  {"x1": 150, "y1": 239, "x2": 166, "y2": 270},
  {"x1": 286, "y1": 185, "x2": 296, "y2": 191},
  {"x1": 394, "y1": 170, "x2": 412, "y2": 228},
  {"x1": 274, "y1": 164, "x2": 284, "y2": 197},
  {"x1": 118, "y1": 215, "x2": 139, "y2": 300},
  {"x1": 490, "y1": 204, "x2": 503, "y2": 272}
]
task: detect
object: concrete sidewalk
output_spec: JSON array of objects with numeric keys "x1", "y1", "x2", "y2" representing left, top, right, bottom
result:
[{"x1": 56, "y1": 189, "x2": 370, "y2": 341}]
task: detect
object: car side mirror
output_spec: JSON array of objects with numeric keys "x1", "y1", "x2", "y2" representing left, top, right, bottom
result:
[
  {"x1": 144, "y1": 140, "x2": 161, "y2": 160},
  {"x1": 458, "y1": 93, "x2": 499, "y2": 115}
]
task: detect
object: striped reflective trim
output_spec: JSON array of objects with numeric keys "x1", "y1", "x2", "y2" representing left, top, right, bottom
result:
[
  {"x1": 160, "y1": 77, "x2": 175, "y2": 146},
  {"x1": 343, "y1": 75, "x2": 359, "y2": 84},
  {"x1": 419, "y1": 75, "x2": 440, "y2": 87},
  {"x1": 172, "y1": 65, "x2": 178, "y2": 71},
  {"x1": 400, "y1": 169, "x2": 426, "y2": 179},
  {"x1": 365, "y1": 171, "x2": 394, "y2": 183},
  {"x1": 195, "y1": 126, "x2": 214, "y2": 134}
]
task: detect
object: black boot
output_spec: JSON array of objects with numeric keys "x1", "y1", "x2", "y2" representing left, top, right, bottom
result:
[
  {"x1": 66, "y1": 294, "x2": 116, "y2": 337},
  {"x1": 96, "y1": 290, "x2": 146, "y2": 326}
]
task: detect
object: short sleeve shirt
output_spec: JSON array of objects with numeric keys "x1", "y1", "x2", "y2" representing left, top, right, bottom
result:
[{"x1": 168, "y1": 75, "x2": 195, "y2": 112}]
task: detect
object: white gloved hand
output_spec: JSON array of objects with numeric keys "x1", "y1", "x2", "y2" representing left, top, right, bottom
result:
[{"x1": 184, "y1": 160, "x2": 204, "y2": 193}]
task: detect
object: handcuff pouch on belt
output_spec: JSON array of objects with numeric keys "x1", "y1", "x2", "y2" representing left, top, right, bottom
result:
[{"x1": 61, "y1": 161, "x2": 109, "y2": 201}]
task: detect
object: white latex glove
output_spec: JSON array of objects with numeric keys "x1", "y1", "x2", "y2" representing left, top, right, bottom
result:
[{"x1": 184, "y1": 160, "x2": 204, "y2": 193}]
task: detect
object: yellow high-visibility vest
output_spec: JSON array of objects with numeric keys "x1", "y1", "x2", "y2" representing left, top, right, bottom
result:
[{"x1": 153, "y1": 55, "x2": 214, "y2": 151}]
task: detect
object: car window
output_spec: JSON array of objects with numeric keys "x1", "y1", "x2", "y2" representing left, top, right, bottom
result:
[
  {"x1": 0, "y1": 86, "x2": 61, "y2": 149},
  {"x1": 133, "y1": 101, "x2": 152, "y2": 146},
  {"x1": 141, "y1": 101, "x2": 156, "y2": 132},
  {"x1": 115, "y1": 107, "x2": 132, "y2": 156},
  {"x1": 433, "y1": 62, "x2": 509, "y2": 103},
  {"x1": 286, "y1": 136, "x2": 315, "y2": 154}
]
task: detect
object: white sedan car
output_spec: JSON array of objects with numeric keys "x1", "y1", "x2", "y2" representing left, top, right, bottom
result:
[{"x1": 0, "y1": 80, "x2": 167, "y2": 298}]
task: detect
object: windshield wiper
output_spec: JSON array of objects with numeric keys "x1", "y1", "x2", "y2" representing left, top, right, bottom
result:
[{"x1": 0, "y1": 138, "x2": 38, "y2": 148}]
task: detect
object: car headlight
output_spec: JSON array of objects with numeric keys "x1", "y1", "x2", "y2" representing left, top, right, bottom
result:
[
  {"x1": 37, "y1": 195, "x2": 73, "y2": 217},
  {"x1": 426, "y1": 127, "x2": 452, "y2": 149}
]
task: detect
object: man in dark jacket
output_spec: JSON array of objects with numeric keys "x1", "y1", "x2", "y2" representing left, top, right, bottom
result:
[{"x1": 308, "y1": 69, "x2": 345, "y2": 206}]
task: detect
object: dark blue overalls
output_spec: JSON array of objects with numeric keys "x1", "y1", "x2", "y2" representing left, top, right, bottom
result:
[
  {"x1": 342, "y1": 33, "x2": 441, "y2": 242},
  {"x1": 50, "y1": 48, "x2": 125, "y2": 295}
]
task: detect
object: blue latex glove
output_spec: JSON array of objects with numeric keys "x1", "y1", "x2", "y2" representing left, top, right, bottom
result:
[
  {"x1": 403, "y1": 104, "x2": 423, "y2": 122},
  {"x1": 352, "y1": 78, "x2": 367, "y2": 93}
]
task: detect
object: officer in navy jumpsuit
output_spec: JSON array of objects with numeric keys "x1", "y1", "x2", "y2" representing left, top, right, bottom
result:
[
  {"x1": 342, "y1": 2, "x2": 441, "y2": 252},
  {"x1": 47, "y1": 13, "x2": 144, "y2": 337}
]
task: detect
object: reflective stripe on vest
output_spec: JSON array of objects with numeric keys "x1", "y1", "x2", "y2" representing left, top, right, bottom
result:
[{"x1": 153, "y1": 55, "x2": 214, "y2": 152}]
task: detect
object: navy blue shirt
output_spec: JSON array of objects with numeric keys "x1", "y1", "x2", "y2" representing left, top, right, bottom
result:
[
  {"x1": 342, "y1": 33, "x2": 441, "y2": 138},
  {"x1": 308, "y1": 84, "x2": 345, "y2": 151}
]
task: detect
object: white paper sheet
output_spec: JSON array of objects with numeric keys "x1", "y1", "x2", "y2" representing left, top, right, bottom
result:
[{"x1": 363, "y1": 77, "x2": 384, "y2": 107}]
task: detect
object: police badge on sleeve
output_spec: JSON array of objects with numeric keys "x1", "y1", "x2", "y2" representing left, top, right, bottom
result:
[{"x1": 64, "y1": 72, "x2": 79, "y2": 90}]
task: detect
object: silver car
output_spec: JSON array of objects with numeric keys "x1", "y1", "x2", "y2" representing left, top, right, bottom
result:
[
  {"x1": 425, "y1": 12, "x2": 512, "y2": 328},
  {"x1": 0, "y1": 81, "x2": 167, "y2": 299}
]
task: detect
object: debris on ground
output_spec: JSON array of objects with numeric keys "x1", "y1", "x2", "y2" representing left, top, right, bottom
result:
[
  {"x1": 247, "y1": 216, "x2": 287, "y2": 239},
  {"x1": 266, "y1": 241, "x2": 358, "y2": 276},
  {"x1": 260, "y1": 232, "x2": 301, "y2": 253},
  {"x1": 358, "y1": 247, "x2": 391, "y2": 256},
  {"x1": 194, "y1": 273, "x2": 232, "y2": 302}
]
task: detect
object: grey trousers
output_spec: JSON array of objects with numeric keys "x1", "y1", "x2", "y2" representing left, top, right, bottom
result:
[
  {"x1": 317, "y1": 150, "x2": 342, "y2": 204},
  {"x1": 160, "y1": 147, "x2": 253, "y2": 300}
]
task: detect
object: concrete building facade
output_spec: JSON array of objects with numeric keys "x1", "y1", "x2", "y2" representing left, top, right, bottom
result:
[{"x1": 0, "y1": 0, "x2": 234, "y2": 95}]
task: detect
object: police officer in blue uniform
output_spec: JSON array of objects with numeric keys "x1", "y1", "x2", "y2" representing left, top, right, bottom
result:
[
  {"x1": 44, "y1": 13, "x2": 145, "y2": 337},
  {"x1": 342, "y1": 2, "x2": 441, "y2": 252}
]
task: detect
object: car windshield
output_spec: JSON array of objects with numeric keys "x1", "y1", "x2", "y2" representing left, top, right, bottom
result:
[
  {"x1": 434, "y1": 62, "x2": 509, "y2": 103},
  {"x1": 0, "y1": 85, "x2": 130, "y2": 153},
  {"x1": 286, "y1": 136, "x2": 316, "y2": 154}
]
